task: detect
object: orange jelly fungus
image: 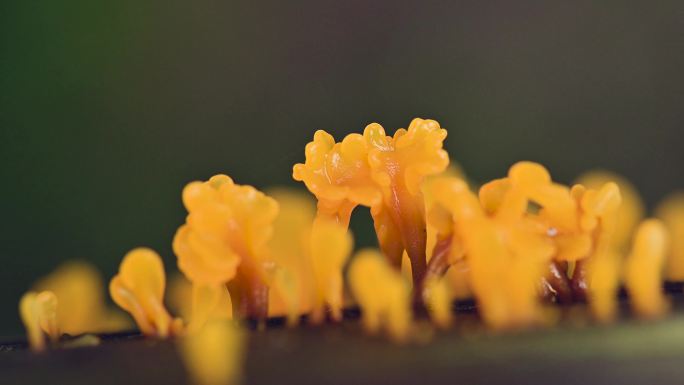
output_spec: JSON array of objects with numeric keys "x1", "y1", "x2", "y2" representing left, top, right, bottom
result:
[
  {"x1": 656, "y1": 193, "x2": 684, "y2": 281},
  {"x1": 294, "y1": 118, "x2": 448, "y2": 290},
  {"x1": 19, "y1": 290, "x2": 59, "y2": 351},
  {"x1": 33, "y1": 261, "x2": 130, "y2": 335},
  {"x1": 267, "y1": 189, "x2": 353, "y2": 324},
  {"x1": 348, "y1": 249, "x2": 412, "y2": 342},
  {"x1": 422, "y1": 276, "x2": 453, "y2": 329},
  {"x1": 576, "y1": 170, "x2": 645, "y2": 251},
  {"x1": 180, "y1": 320, "x2": 246, "y2": 385},
  {"x1": 308, "y1": 220, "x2": 353, "y2": 322},
  {"x1": 173, "y1": 174, "x2": 279, "y2": 321},
  {"x1": 109, "y1": 248, "x2": 182, "y2": 338},
  {"x1": 267, "y1": 189, "x2": 316, "y2": 325},
  {"x1": 624, "y1": 219, "x2": 670, "y2": 319},
  {"x1": 430, "y1": 174, "x2": 553, "y2": 329}
]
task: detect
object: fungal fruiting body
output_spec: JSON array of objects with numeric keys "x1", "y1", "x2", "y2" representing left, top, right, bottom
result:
[
  {"x1": 19, "y1": 291, "x2": 59, "y2": 351},
  {"x1": 422, "y1": 276, "x2": 453, "y2": 329},
  {"x1": 294, "y1": 118, "x2": 448, "y2": 292},
  {"x1": 180, "y1": 320, "x2": 245, "y2": 385},
  {"x1": 267, "y1": 189, "x2": 317, "y2": 325},
  {"x1": 33, "y1": 261, "x2": 130, "y2": 334},
  {"x1": 430, "y1": 174, "x2": 553, "y2": 329},
  {"x1": 18, "y1": 116, "x2": 684, "y2": 353},
  {"x1": 348, "y1": 249, "x2": 412, "y2": 342},
  {"x1": 173, "y1": 174, "x2": 279, "y2": 322},
  {"x1": 188, "y1": 284, "x2": 233, "y2": 334},
  {"x1": 656, "y1": 193, "x2": 684, "y2": 281},
  {"x1": 109, "y1": 248, "x2": 182, "y2": 338},
  {"x1": 624, "y1": 219, "x2": 670, "y2": 319},
  {"x1": 576, "y1": 170, "x2": 645, "y2": 252},
  {"x1": 308, "y1": 219, "x2": 353, "y2": 322}
]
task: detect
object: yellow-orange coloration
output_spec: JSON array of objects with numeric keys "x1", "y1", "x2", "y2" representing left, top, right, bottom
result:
[
  {"x1": 187, "y1": 284, "x2": 233, "y2": 334},
  {"x1": 19, "y1": 291, "x2": 59, "y2": 352},
  {"x1": 267, "y1": 188, "x2": 317, "y2": 324},
  {"x1": 422, "y1": 276, "x2": 453, "y2": 329},
  {"x1": 294, "y1": 118, "x2": 448, "y2": 289},
  {"x1": 33, "y1": 261, "x2": 130, "y2": 334},
  {"x1": 576, "y1": 170, "x2": 644, "y2": 251},
  {"x1": 180, "y1": 320, "x2": 246, "y2": 385},
  {"x1": 109, "y1": 248, "x2": 182, "y2": 338},
  {"x1": 444, "y1": 260, "x2": 472, "y2": 300},
  {"x1": 571, "y1": 181, "x2": 622, "y2": 303},
  {"x1": 173, "y1": 174, "x2": 279, "y2": 320},
  {"x1": 292, "y1": 130, "x2": 379, "y2": 228},
  {"x1": 585, "y1": 250, "x2": 621, "y2": 323},
  {"x1": 309, "y1": 220, "x2": 353, "y2": 322},
  {"x1": 168, "y1": 274, "x2": 194, "y2": 321},
  {"x1": 348, "y1": 249, "x2": 412, "y2": 342},
  {"x1": 364, "y1": 119, "x2": 449, "y2": 282},
  {"x1": 624, "y1": 219, "x2": 670, "y2": 319},
  {"x1": 656, "y1": 193, "x2": 684, "y2": 281},
  {"x1": 430, "y1": 172, "x2": 554, "y2": 329}
]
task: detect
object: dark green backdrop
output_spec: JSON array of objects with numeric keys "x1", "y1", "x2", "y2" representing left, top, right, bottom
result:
[{"x1": 1, "y1": 0, "x2": 682, "y2": 336}]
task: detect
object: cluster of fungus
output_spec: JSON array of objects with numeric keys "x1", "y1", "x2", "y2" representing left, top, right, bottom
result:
[{"x1": 17, "y1": 118, "x2": 684, "y2": 384}]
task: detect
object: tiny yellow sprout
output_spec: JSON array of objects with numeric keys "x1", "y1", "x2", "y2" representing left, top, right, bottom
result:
[
  {"x1": 267, "y1": 188, "x2": 317, "y2": 324},
  {"x1": 187, "y1": 284, "x2": 233, "y2": 334},
  {"x1": 624, "y1": 219, "x2": 670, "y2": 319},
  {"x1": 569, "y1": 182, "x2": 622, "y2": 301},
  {"x1": 169, "y1": 275, "x2": 234, "y2": 333},
  {"x1": 33, "y1": 261, "x2": 130, "y2": 334},
  {"x1": 109, "y1": 248, "x2": 182, "y2": 338},
  {"x1": 655, "y1": 193, "x2": 684, "y2": 281},
  {"x1": 422, "y1": 276, "x2": 453, "y2": 329},
  {"x1": 19, "y1": 290, "x2": 59, "y2": 351},
  {"x1": 348, "y1": 249, "x2": 412, "y2": 342},
  {"x1": 586, "y1": 249, "x2": 621, "y2": 323},
  {"x1": 180, "y1": 320, "x2": 246, "y2": 385},
  {"x1": 444, "y1": 259, "x2": 472, "y2": 300},
  {"x1": 269, "y1": 266, "x2": 301, "y2": 327},
  {"x1": 576, "y1": 170, "x2": 645, "y2": 252},
  {"x1": 173, "y1": 174, "x2": 279, "y2": 320},
  {"x1": 309, "y1": 219, "x2": 353, "y2": 323},
  {"x1": 168, "y1": 274, "x2": 194, "y2": 322}
]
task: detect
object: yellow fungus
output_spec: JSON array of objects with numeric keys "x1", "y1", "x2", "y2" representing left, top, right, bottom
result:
[
  {"x1": 187, "y1": 284, "x2": 233, "y2": 334},
  {"x1": 430, "y1": 173, "x2": 554, "y2": 329},
  {"x1": 19, "y1": 290, "x2": 59, "y2": 351},
  {"x1": 292, "y1": 130, "x2": 379, "y2": 228},
  {"x1": 309, "y1": 219, "x2": 353, "y2": 323},
  {"x1": 173, "y1": 174, "x2": 279, "y2": 320},
  {"x1": 585, "y1": 250, "x2": 621, "y2": 323},
  {"x1": 655, "y1": 193, "x2": 684, "y2": 281},
  {"x1": 109, "y1": 248, "x2": 182, "y2": 338},
  {"x1": 576, "y1": 170, "x2": 644, "y2": 251},
  {"x1": 168, "y1": 274, "x2": 194, "y2": 322},
  {"x1": 267, "y1": 188, "x2": 317, "y2": 323},
  {"x1": 180, "y1": 320, "x2": 246, "y2": 385},
  {"x1": 169, "y1": 275, "x2": 232, "y2": 333},
  {"x1": 624, "y1": 219, "x2": 670, "y2": 319},
  {"x1": 444, "y1": 259, "x2": 472, "y2": 300},
  {"x1": 269, "y1": 266, "x2": 302, "y2": 326},
  {"x1": 348, "y1": 249, "x2": 412, "y2": 342},
  {"x1": 295, "y1": 118, "x2": 448, "y2": 290},
  {"x1": 422, "y1": 276, "x2": 453, "y2": 329},
  {"x1": 33, "y1": 261, "x2": 130, "y2": 334}
]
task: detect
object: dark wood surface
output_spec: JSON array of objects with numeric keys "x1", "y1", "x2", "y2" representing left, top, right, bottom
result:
[{"x1": 3, "y1": 289, "x2": 684, "y2": 385}]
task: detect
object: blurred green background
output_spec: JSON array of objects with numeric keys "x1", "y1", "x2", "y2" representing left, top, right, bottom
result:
[{"x1": 1, "y1": 1, "x2": 682, "y2": 336}]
